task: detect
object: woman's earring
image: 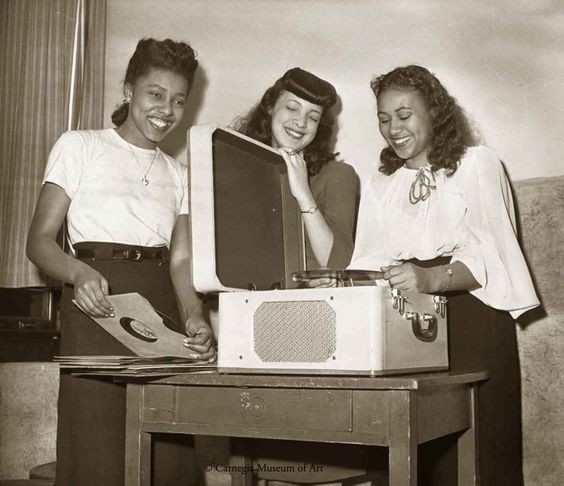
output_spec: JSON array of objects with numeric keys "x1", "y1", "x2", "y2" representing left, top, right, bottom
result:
[{"x1": 123, "y1": 97, "x2": 130, "y2": 105}]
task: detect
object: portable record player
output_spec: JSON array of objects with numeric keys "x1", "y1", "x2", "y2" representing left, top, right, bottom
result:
[{"x1": 189, "y1": 124, "x2": 449, "y2": 375}]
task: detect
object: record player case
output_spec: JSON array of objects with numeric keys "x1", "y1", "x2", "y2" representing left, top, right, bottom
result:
[{"x1": 189, "y1": 125, "x2": 449, "y2": 375}]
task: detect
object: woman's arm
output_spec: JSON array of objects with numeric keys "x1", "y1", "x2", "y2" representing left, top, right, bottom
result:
[
  {"x1": 26, "y1": 183, "x2": 113, "y2": 317},
  {"x1": 382, "y1": 261, "x2": 480, "y2": 293},
  {"x1": 279, "y1": 149, "x2": 334, "y2": 266},
  {"x1": 312, "y1": 162, "x2": 359, "y2": 268},
  {"x1": 451, "y1": 146, "x2": 539, "y2": 316},
  {"x1": 169, "y1": 214, "x2": 216, "y2": 361}
]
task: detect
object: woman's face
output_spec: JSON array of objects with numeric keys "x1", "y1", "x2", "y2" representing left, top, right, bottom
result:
[
  {"x1": 377, "y1": 88, "x2": 433, "y2": 169},
  {"x1": 269, "y1": 90, "x2": 323, "y2": 153},
  {"x1": 121, "y1": 68, "x2": 189, "y2": 149}
]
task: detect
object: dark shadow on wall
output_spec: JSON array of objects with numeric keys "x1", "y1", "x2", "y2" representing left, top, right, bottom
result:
[{"x1": 159, "y1": 66, "x2": 208, "y2": 159}]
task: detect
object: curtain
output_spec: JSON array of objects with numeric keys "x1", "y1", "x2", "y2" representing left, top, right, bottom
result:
[{"x1": 0, "y1": 0, "x2": 107, "y2": 287}]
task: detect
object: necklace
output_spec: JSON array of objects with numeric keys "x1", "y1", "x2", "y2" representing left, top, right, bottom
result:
[
  {"x1": 127, "y1": 144, "x2": 159, "y2": 186},
  {"x1": 409, "y1": 166, "x2": 436, "y2": 204}
]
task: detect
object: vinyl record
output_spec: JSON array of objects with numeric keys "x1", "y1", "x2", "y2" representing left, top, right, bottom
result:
[
  {"x1": 120, "y1": 317, "x2": 158, "y2": 343},
  {"x1": 291, "y1": 269, "x2": 384, "y2": 283}
]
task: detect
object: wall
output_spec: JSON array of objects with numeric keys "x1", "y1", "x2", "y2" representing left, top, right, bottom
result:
[
  {"x1": 513, "y1": 176, "x2": 564, "y2": 486},
  {"x1": 103, "y1": 1, "x2": 564, "y2": 485},
  {"x1": 103, "y1": 0, "x2": 564, "y2": 182}
]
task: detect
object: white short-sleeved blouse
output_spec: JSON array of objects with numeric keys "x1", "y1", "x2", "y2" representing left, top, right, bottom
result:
[
  {"x1": 43, "y1": 129, "x2": 188, "y2": 249},
  {"x1": 349, "y1": 145, "x2": 539, "y2": 318}
]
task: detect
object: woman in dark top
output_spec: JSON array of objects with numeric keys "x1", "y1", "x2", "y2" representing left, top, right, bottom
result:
[
  {"x1": 231, "y1": 68, "x2": 372, "y2": 486},
  {"x1": 235, "y1": 67, "x2": 359, "y2": 270}
]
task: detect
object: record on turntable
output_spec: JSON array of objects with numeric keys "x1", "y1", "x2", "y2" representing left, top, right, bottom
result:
[{"x1": 291, "y1": 269, "x2": 385, "y2": 285}]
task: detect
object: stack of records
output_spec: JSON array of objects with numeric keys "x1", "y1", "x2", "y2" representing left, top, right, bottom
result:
[
  {"x1": 57, "y1": 292, "x2": 217, "y2": 376},
  {"x1": 54, "y1": 355, "x2": 216, "y2": 376}
]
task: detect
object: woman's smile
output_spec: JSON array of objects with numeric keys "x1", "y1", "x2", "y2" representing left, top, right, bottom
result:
[
  {"x1": 390, "y1": 135, "x2": 411, "y2": 148},
  {"x1": 147, "y1": 115, "x2": 173, "y2": 131},
  {"x1": 284, "y1": 126, "x2": 306, "y2": 139}
]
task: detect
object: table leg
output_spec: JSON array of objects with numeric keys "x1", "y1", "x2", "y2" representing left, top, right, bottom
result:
[
  {"x1": 458, "y1": 385, "x2": 479, "y2": 486},
  {"x1": 229, "y1": 439, "x2": 254, "y2": 486},
  {"x1": 125, "y1": 383, "x2": 152, "y2": 486},
  {"x1": 388, "y1": 390, "x2": 418, "y2": 486}
]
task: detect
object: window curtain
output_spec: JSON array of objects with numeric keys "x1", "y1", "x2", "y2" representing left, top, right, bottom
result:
[{"x1": 0, "y1": 0, "x2": 106, "y2": 287}]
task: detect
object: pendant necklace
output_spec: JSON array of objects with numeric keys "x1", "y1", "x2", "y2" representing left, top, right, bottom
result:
[
  {"x1": 128, "y1": 144, "x2": 159, "y2": 186},
  {"x1": 408, "y1": 166, "x2": 436, "y2": 204}
]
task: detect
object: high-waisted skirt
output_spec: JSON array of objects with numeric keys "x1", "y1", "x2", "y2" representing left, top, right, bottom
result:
[
  {"x1": 416, "y1": 258, "x2": 524, "y2": 486},
  {"x1": 55, "y1": 242, "x2": 195, "y2": 486}
]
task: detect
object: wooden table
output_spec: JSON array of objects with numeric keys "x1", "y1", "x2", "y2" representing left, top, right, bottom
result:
[{"x1": 124, "y1": 370, "x2": 487, "y2": 486}]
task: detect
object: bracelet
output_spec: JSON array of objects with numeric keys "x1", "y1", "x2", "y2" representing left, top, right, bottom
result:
[
  {"x1": 300, "y1": 205, "x2": 318, "y2": 214},
  {"x1": 441, "y1": 265, "x2": 453, "y2": 292}
]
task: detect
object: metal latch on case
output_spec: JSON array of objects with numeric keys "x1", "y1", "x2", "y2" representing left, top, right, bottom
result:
[
  {"x1": 390, "y1": 288, "x2": 405, "y2": 315},
  {"x1": 405, "y1": 312, "x2": 438, "y2": 342},
  {"x1": 433, "y1": 295, "x2": 447, "y2": 318}
]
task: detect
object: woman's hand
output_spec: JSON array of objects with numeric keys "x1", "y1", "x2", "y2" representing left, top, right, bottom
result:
[
  {"x1": 278, "y1": 147, "x2": 316, "y2": 209},
  {"x1": 72, "y1": 264, "x2": 114, "y2": 318},
  {"x1": 170, "y1": 215, "x2": 216, "y2": 362},
  {"x1": 183, "y1": 315, "x2": 217, "y2": 362},
  {"x1": 381, "y1": 263, "x2": 437, "y2": 293}
]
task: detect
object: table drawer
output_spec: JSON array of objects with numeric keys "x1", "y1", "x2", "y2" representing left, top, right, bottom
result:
[{"x1": 143, "y1": 386, "x2": 352, "y2": 432}]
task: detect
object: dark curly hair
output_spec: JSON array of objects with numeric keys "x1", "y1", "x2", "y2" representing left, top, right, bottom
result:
[
  {"x1": 371, "y1": 65, "x2": 478, "y2": 176},
  {"x1": 233, "y1": 67, "x2": 339, "y2": 177},
  {"x1": 111, "y1": 38, "x2": 198, "y2": 127}
]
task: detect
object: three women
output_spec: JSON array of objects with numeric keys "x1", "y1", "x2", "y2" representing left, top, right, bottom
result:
[{"x1": 27, "y1": 33, "x2": 539, "y2": 486}]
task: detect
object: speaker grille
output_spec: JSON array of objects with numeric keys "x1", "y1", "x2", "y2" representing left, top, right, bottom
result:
[{"x1": 253, "y1": 300, "x2": 336, "y2": 362}]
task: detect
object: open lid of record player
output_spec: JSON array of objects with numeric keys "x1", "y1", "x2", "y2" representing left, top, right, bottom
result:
[{"x1": 189, "y1": 124, "x2": 304, "y2": 293}]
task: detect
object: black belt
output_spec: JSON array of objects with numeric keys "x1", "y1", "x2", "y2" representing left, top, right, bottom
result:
[
  {"x1": 405, "y1": 256, "x2": 451, "y2": 268},
  {"x1": 74, "y1": 243, "x2": 169, "y2": 262}
]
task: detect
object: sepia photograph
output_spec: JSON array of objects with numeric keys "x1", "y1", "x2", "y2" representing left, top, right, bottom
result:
[{"x1": 0, "y1": 1, "x2": 562, "y2": 485}]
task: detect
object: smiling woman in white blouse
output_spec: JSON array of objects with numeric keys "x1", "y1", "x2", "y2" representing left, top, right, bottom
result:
[
  {"x1": 26, "y1": 38, "x2": 213, "y2": 486},
  {"x1": 348, "y1": 65, "x2": 539, "y2": 486}
]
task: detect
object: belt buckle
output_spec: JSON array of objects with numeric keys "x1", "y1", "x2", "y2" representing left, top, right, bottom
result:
[{"x1": 130, "y1": 249, "x2": 143, "y2": 262}]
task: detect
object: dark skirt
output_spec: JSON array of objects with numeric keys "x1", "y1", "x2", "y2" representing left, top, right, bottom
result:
[
  {"x1": 55, "y1": 242, "x2": 194, "y2": 486},
  {"x1": 419, "y1": 291, "x2": 524, "y2": 486},
  {"x1": 411, "y1": 257, "x2": 524, "y2": 486}
]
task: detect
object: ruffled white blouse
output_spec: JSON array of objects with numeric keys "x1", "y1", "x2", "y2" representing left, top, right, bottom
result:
[{"x1": 349, "y1": 145, "x2": 539, "y2": 318}]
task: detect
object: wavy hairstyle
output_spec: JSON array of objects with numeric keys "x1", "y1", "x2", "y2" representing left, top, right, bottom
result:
[
  {"x1": 371, "y1": 65, "x2": 478, "y2": 176},
  {"x1": 111, "y1": 38, "x2": 198, "y2": 127},
  {"x1": 234, "y1": 67, "x2": 338, "y2": 176}
]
